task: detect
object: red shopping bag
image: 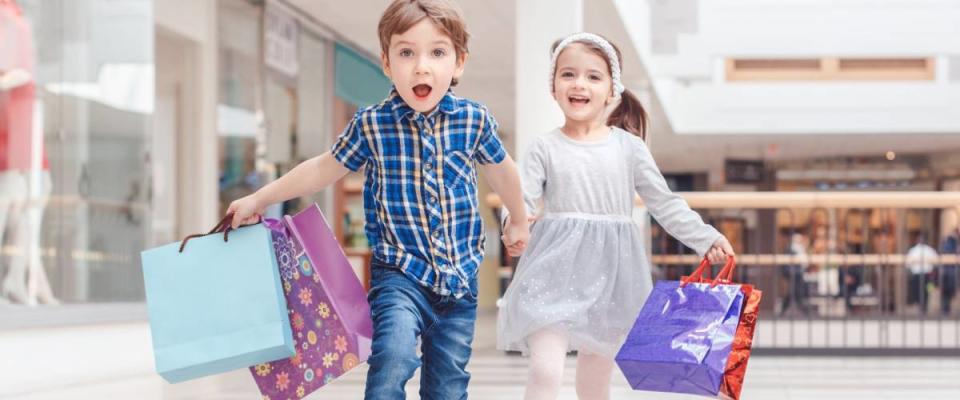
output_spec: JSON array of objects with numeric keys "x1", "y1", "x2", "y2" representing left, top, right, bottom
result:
[{"x1": 684, "y1": 257, "x2": 762, "y2": 400}]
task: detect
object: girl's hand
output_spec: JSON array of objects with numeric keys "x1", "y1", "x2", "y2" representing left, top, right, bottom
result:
[
  {"x1": 707, "y1": 236, "x2": 735, "y2": 264},
  {"x1": 501, "y1": 216, "x2": 533, "y2": 257},
  {"x1": 226, "y1": 193, "x2": 265, "y2": 229}
]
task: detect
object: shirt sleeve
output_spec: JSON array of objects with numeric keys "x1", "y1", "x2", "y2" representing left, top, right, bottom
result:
[
  {"x1": 632, "y1": 136, "x2": 721, "y2": 257},
  {"x1": 473, "y1": 108, "x2": 507, "y2": 165},
  {"x1": 330, "y1": 112, "x2": 371, "y2": 172}
]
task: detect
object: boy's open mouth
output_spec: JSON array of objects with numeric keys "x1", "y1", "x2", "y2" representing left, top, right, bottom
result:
[{"x1": 413, "y1": 84, "x2": 432, "y2": 99}]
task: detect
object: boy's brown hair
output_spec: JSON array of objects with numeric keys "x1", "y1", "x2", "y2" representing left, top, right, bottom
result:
[{"x1": 378, "y1": 0, "x2": 469, "y2": 85}]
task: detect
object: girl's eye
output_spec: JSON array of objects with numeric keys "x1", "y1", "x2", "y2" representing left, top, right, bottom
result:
[
  {"x1": 399, "y1": 49, "x2": 413, "y2": 57},
  {"x1": 432, "y1": 48, "x2": 447, "y2": 57},
  {"x1": 589, "y1": 75, "x2": 602, "y2": 81},
  {"x1": 560, "y1": 71, "x2": 574, "y2": 78}
]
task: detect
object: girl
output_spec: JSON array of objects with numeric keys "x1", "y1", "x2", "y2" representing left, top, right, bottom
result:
[{"x1": 497, "y1": 32, "x2": 735, "y2": 400}]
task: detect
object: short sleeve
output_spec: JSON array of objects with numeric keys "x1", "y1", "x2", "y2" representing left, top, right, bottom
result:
[
  {"x1": 330, "y1": 112, "x2": 371, "y2": 172},
  {"x1": 473, "y1": 108, "x2": 506, "y2": 165}
]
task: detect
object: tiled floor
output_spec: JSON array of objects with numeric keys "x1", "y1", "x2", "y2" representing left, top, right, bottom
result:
[{"x1": 7, "y1": 311, "x2": 960, "y2": 400}]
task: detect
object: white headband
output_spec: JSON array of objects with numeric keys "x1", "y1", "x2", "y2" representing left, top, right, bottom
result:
[{"x1": 550, "y1": 32, "x2": 625, "y2": 98}]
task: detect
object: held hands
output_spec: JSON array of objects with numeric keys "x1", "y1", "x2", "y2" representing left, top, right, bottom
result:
[
  {"x1": 501, "y1": 215, "x2": 534, "y2": 257},
  {"x1": 707, "y1": 236, "x2": 736, "y2": 264},
  {"x1": 226, "y1": 193, "x2": 266, "y2": 229}
]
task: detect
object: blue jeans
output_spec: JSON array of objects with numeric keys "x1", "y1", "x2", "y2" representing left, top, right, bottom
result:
[{"x1": 364, "y1": 264, "x2": 478, "y2": 400}]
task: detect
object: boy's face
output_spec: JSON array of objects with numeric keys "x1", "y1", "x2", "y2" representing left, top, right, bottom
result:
[{"x1": 381, "y1": 19, "x2": 466, "y2": 113}]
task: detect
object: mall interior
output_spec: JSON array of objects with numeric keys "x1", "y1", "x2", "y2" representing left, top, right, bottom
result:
[{"x1": 1, "y1": 0, "x2": 960, "y2": 398}]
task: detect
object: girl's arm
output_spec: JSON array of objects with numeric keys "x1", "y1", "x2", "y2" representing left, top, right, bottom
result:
[
  {"x1": 632, "y1": 138, "x2": 725, "y2": 258},
  {"x1": 496, "y1": 139, "x2": 547, "y2": 227},
  {"x1": 228, "y1": 151, "x2": 349, "y2": 227}
]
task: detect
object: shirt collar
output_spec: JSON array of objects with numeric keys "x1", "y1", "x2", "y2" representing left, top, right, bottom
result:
[{"x1": 388, "y1": 86, "x2": 460, "y2": 122}]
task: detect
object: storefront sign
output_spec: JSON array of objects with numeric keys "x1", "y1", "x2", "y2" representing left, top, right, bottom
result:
[{"x1": 264, "y1": 2, "x2": 299, "y2": 79}]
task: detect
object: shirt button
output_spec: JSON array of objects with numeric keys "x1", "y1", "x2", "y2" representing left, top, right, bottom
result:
[
  {"x1": 425, "y1": 163, "x2": 433, "y2": 171},
  {"x1": 430, "y1": 196, "x2": 437, "y2": 204},
  {"x1": 433, "y1": 230, "x2": 440, "y2": 239}
]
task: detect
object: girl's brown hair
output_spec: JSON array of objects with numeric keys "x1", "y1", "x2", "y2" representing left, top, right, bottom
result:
[{"x1": 551, "y1": 35, "x2": 649, "y2": 139}]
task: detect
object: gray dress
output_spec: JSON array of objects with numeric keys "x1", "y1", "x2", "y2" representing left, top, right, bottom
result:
[{"x1": 496, "y1": 127, "x2": 721, "y2": 357}]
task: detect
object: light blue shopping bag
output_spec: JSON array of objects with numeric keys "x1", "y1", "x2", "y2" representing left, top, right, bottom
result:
[{"x1": 141, "y1": 216, "x2": 294, "y2": 383}]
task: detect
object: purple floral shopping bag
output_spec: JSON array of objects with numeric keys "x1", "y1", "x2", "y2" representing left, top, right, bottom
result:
[{"x1": 250, "y1": 204, "x2": 373, "y2": 398}]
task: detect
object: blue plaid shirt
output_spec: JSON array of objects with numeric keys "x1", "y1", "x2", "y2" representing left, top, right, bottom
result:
[{"x1": 331, "y1": 88, "x2": 506, "y2": 298}]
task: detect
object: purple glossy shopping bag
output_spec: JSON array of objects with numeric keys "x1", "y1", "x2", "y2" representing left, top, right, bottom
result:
[
  {"x1": 615, "y1": 258, "x2": 744, "y2": 397},
  {"x1": 250, "y1": 204, "x2": 373, "y2": 398}
]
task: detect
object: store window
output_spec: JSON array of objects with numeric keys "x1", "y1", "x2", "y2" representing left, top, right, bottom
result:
[
  {"x1": 1, "y1": 0, "x2": 154, "y2": 306},
  {"x1": 217, "y1": 0, "x2": 334, "y2": 220}
]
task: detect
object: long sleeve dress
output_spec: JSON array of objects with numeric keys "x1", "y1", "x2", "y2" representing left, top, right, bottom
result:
[{"x1": 496, "y1": 127, "x2": 722, "y2": 357}]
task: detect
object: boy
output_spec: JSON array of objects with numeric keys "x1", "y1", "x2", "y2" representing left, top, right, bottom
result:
[{"x1": 228, "y1": 1, "x2": 530, "y2": 398}]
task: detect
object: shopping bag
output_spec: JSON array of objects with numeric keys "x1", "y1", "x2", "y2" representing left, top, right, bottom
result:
[
  {"x1": 141, "y1": 215, "x2": 294, "y2": 383},
  {"x1": 682, "y1": 257, "x2": 763, "y2": 400},
  {"x1": 716, "y1": 270, "x2": 762, "y2": 400},
  {"x1": 250, "y1": 204, "x2": 373, "y2": 397},
  {"x1": 615, "y1": 257, "x2": 744, "y2": 397}
]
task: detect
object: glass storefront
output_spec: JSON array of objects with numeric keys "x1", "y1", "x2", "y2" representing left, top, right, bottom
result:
[
  {"x1": 1, "y1": 0, "x2": 153, "y2": 306},
  {"x1": 217, "y1": 0, "x2": 334, "y2": 220},
  {"x1": 0, "y1": 0, "x2": 386, "y2": 312}
]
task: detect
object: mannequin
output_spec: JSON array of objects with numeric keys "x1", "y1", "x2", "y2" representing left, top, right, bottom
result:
[{"x1": 1, "y1": 0, "x2": 57, "y2": 305}]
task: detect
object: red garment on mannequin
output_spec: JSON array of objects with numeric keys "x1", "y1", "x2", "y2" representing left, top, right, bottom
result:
[{"x1": 0, "y1": 0, "x2": 49, "y2": 171}]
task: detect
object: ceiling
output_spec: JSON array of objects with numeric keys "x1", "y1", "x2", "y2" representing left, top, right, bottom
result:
[{"x1": 284, "y1": 0, "x2": 960, "y2": 174}]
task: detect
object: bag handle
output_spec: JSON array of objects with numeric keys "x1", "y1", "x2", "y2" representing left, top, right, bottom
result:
[
  {"x1": 178, "y1": 213, "x2": 261, "y2": 253},
  {"x1": 680, "y1": 256, "x2": 737, "y2": 288}
]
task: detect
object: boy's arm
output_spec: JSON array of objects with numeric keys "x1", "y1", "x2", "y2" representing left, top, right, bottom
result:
[
  {"x1": 255, "y1": 151, "x2": 349, "y2": 206},
  {"x1": 228, "y1": 152, "x2": 349, "y2": 227},
  {"x1": 480, "y1": 155, "x2": 530, "y2": 254},
  {"x1": 480, "y1": 155, "x2": 527, "y2": 224}
]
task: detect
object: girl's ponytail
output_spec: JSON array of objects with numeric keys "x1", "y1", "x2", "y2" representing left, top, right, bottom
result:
[{"x1": 607, "y1": 88, "x2": 648, "y2": 140}]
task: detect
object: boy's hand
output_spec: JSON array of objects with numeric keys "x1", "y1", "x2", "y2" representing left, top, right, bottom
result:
[
  {"x1": 226, "y1": 193, "x2": 266, "y2": 229},
  {"x1": 707, "y1": 236, "x2": 736, "y2": 264},
  {"x1": 501, "y1": 216, "x2": 532, "y2": 257}
]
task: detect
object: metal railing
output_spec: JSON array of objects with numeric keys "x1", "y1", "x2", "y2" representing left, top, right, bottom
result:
[
  {"x1": 649, "y1": 193, "x2": 960, "y2": 355},
  {"x1": 491, "y1": 191, "x2": 960, "y2": 355}
]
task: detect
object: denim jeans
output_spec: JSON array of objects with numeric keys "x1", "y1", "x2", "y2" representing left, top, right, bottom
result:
[{"x1": 364, "y1": 264, "x2": 478, "y2": 400}]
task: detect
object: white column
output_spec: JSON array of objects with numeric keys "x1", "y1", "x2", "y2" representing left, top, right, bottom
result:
[
  {"x1": 514, "y1": 0, "x2": 583, "y2": 158},
  {"x1": 156, "y1": 0, "x2": 221, "y2": 235}
]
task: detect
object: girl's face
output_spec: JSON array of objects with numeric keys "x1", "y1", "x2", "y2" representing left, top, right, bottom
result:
[{"x1": 552, "y1": 43, "x2": 615, "y2": 125}]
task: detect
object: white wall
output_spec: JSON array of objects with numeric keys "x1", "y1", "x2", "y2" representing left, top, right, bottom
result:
[{"x1": 614, "y1": 0, "x2": 960, "y2": 135}]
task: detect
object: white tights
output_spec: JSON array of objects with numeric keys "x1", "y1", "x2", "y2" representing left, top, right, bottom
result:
[{"x1": 524, "y1": 329, "x2": 615, "y2": 400}]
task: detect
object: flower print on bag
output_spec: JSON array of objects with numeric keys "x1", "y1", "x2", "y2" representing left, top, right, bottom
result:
[
  {"x1": 275, "y1": 372, "x2": 290, "y2": 391},
  {"x1": 322, "y1": 352, "x2": 339, "y2": 368},
  {"x1": 300, "y1": 259, "x2": 314, "y2": 277},
  {"x1": 254, "y1": 363, "x2": 272, "y2": 377},
  {"x1": 342, "y1": 353, "x2": 359, "y2": 371},
  {"x1": 291, "y1": 312, "x2": 305, "y2": 331},
  {"x1": 334, "y1": 335, "x2": 348, "y2": 353},
  {"x1": 298, "y1": 288, "x2": 313, "y2": 307},
  {"x1": 289, "y1": 351, "x2": 303, "y2": 367}
]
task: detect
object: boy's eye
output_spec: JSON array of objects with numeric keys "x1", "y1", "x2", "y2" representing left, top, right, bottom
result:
[
  {"x1": 399, "y1": 49, "x2": 413, "y2": 57},
  {"x1": 432, "y1": 48, "x2": 447, "y2": 57}
]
